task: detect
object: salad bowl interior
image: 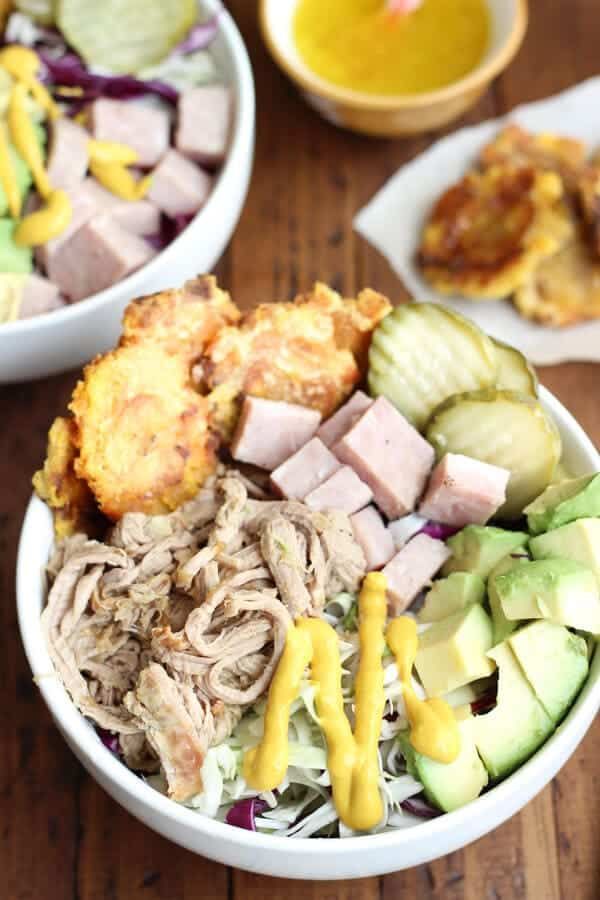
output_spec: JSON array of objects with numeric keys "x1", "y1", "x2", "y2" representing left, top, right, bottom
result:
[
  {"x1": 0, "y1": 0, "x2": 255, "y2": 383},
  {"x1": 17, "y1": 385, "x2": 600, "y2": 880}
]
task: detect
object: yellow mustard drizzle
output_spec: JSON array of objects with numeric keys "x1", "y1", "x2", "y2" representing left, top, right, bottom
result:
[
  {"x1": 88, "y1": 140, "x2": 152, "y2": 201},
  {"x1": 244, "y1": 571, "x2": 387, "y2": 831},
  {"x1": 0, "y1": 120, "x2": 21, "y2": 217},
  {"x1": 0, "y1": 46, "x2": 152, "y2": 248},
  {"x1": 386, "y1": 617, "x2": 460, "y2": 764}
]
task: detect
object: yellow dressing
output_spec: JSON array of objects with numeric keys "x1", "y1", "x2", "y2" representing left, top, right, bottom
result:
[
  {"x1": 15, "y1": 188, "x2": 72, "y2": 246},
  {"x1": 293, "y1": 0, "x2": 490, "y2": 96},
  {"x1": 386, "y1": 617, "x2": 460, "y2": 764},
  {"x1": 0, "y1": 45, "x2": 154, "y2": 250},
  {"x1": 0, "y1": 121, "x2": 21, "y2": 217},
  {"x1": 244, "y1": 571, "x2": 387, "y2": 831}
]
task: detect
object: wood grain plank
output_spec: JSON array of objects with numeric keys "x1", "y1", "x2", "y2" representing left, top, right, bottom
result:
[{"x1": 233, "y1": 870, "x2": 380, "y2": 900}]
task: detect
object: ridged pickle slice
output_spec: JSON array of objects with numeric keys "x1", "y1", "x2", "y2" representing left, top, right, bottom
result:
[
  {"x1": 57, "y1": 0, "x2": 197, "y2": 74},
  {"x1": 492, "y1": 338, "x2": 538, "y2": 397},
  {"x1": 425, "y1": 389, "x2": 561, "y2": 520},
  {"x1": 368, "y1": 303, "x2": 497, "y2": 430}
]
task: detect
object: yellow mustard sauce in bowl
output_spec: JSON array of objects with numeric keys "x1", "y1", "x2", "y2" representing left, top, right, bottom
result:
[{"x1": 293, "y1": 0, "x2": 490, "y2": 96}]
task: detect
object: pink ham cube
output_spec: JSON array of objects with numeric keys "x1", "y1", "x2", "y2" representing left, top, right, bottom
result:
[
  {"x1": 90, "y1": 98, "x2": 170, "y2": 167},
  {"x1": 350, "y1": 506, "x2": 395, "y2": 570},
  {"x1": 46, "y1": 118, "x2": 89, "y2": 190},
  {"x1": 176, "y1": 85, "x2": 232, "y2": 166},
  {"x1": 49, "y1": 216, "x2": 155, "y2": 302},
  {"x1": 305, "y1": 466, "x2": 373, "y2": 515},
  {"x1": 333, "y1": 396, "x2": 434, "y2": 519},
  {"x1": 148, "y1": 149, "x2": 212, "y2": 218},
  {"x1": 231, "y1": 396, "x2": 321, "y2": 470},
  {"x1": 418, "y1": 453, "x2": 510, "y2": 527},
  {"x1": 18, "y1": 275, "x2": 65, "y2": 318},
  {"x1": 316, "y1": 390, "x2": 373, "y2": 448},
  {"x1": 382, "y1": 533, "x2": 451, "y2": 614},
  {"x1": 271, "y1": 437, "x2": 341, "y2": 499}
]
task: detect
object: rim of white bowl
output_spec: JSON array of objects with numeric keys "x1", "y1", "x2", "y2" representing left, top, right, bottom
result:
[
  {"x1": 1, "y1": 0, "x2": 255, "y2": 339},
  {"x1": 16, "y1": 386, "x2": 600, "y2": 856}
]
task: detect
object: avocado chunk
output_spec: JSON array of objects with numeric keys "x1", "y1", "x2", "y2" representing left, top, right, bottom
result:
[
  {"x1": 487, "y1": 550, "x2": 529, "y2": 644},
  {"x1": 525, "y1": 474, "x2": 600, "y2": 534},
  {"x1": 507, "y1": 622, "x2": 589, "y2": 724},
  {"x1": 415, "y1": 604, "x2": 495, "y2": 697},
  {"x1": 400, "y1": 715, "x2": 489, "y2": 812},
  {"x1": 530, "y1": 519, "x2": 600, "y2": 584},
  {"x1": 419, "y1": 572, "x2": 486, "y2": 624},
  {"x1": 442, "y1": 525, "x2": 529, "y2": 579},
  {"x1": 0, "y1": 220, "x2": 32, "y2": 274},
  {"x1": 473, "y1": 642, "x2": 554, "y2": 778},
  {"x1": 493, "y1": 558, "x2": 600, "y2": 635}
]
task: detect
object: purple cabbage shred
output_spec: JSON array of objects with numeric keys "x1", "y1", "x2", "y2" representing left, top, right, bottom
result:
[
  {"x1": 38, "y1": 51, "x2": 178, "y2": 104},
  {"x1": 419, "y1": 521, "x2": 461, "y2": 541},
  {"x1": 226, "y1": 797, "x2": 269, "y2": 831},
  {"x1": 97, "y1": 728, "x2": 120, "y2": 756},
  {"x1": 400, "y1": 795, "x2": 441, "y2": 819},
  {"x1": 173, "y1": 15, "x2": 220, "y2": 55}
]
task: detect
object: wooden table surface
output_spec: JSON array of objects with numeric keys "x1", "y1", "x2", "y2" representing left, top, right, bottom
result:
[{"x1": 2, "y1": 1, "x2": 600, "y2": 897}]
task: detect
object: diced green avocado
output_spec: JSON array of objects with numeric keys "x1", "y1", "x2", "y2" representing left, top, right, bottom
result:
[
  {"x1": 494, "y1": 558, "x2": 600, "y2": 635},
  {"x1": 530, "y1": 519, "x2": 600, "y2": 584},
  {"x1": 399, "y1": 715, "x2": 489, "y2": 812},
  {"x1": 415, "y1": 604, "x2": 496, "y2": 697},
  {"x1": 508, "y1": 622, "x2": 589, "y2": 724},
  {"x1": 0, "y1": 220, "x2": 33, "y2": 274},
  {"x1": 473, "y1": 643, "x2": 554, "y2": 778},
  {"x1": 419, "y1": 572, "x2": 486, "y2": 624},
  {"x1": 488, "y1": 550, "x2": 529, "y2": 644},
  {"x1": 525, "y1": 474, "x2": 600, "y2": 535},
  {"x1": 442, "y1": 525, "x2": 529, "y2": 579}
]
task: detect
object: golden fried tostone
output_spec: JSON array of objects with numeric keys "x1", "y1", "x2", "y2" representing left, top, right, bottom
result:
[
  {"x1": 69, "y1": 344, "x2": 217, "y2": 520},
  {"x1": 514, "y1": 230, "x2": 600, "y2": 326},
  {"x1": 479, "y1": 124, "x2": 586, "y2": 192},
  {"x1": 418, "y1": 166, "x2": 574, "y2": 299},
  {"x1": 32, "y1": 417, "x2": 103, "y2": 538},
  {"x1": 200, "y1": 283, "x2": 391, "y2": 436},
  {"x1": 121, "y1": 275, "x2": 240, "y2": 365}
]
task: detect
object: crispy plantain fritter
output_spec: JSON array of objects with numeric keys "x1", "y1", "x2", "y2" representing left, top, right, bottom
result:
[
  {"x1": 418, "y1": 165, "x2": 574, "y2": 299},
  {"x1": 479, "y1": 124, "x2": 586, "y2": 192}
]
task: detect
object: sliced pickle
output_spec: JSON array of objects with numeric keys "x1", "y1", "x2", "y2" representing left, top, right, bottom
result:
[
  {"x1": 425, "y1": 389, "x2": 561, "y2": 520},
  {"x1": 492, "y1": 338, "x2": 538, "y2": 397},
  {"x1": 368, "y1": 303, "x2": 497, "y2": 430}
]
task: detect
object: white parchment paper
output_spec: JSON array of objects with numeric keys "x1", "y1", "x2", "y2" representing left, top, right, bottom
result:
[{"x1": 354, "y1": 77, "x2": 600, "y2": 364}]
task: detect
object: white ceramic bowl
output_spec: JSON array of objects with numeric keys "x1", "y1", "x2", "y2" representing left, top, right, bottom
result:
[
  {"x1": 17, "y1": 386, "x2": 600, "y2": 880},
  {"x1": 0, "y1": 0, "x2": 255, "y2": 384}
]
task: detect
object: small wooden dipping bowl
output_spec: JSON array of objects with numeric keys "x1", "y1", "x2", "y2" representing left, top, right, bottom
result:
[{"x1": 259, "y1": 0, "x2": 528, "y2": 138}]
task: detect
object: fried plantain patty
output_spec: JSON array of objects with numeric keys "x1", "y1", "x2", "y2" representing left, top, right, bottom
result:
[
  {"x1": 418, "y1": 166, "x2": 574, "y2": 299},
  {"x1": 199, "y1": 283, "x2": 391, "y2": 437},
  {"x1": 70, "y1": 344, "x2": 217, "y2": 520},
  {"x1": 121, "y1": 275, "x2": 240, "y2": 365},
  {"x1": 32, "y1": 417, "x2": 104, "y2": 538},
  {"x1": 479, "y1": 124, "x2": 586, "y2": 192}
]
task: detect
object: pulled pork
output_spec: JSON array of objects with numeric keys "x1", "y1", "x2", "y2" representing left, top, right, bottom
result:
[{"x1": 43, "y1": 469, "x2": 366, "y2": 801}]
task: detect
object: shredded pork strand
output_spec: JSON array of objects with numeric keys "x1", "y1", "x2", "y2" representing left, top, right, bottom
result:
[{"x1": 43, "y1": 468, "x2": 366, "y2": 801}]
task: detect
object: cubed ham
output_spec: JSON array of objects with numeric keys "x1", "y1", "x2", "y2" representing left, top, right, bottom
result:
[
  {"x1": 46, "y1": 118, "x2": 89, "y2": 189},
  {"x1": 49, "y1": 216, "x2": 155, "y2": 301},
  {"x1": 270, "y1": 437, "x2": 341, "y2": 500},
  {"x1": 316, "y1": 390, "x2": 373, "y2": 448},
  {"x1": 350, "y1": 506, "x2": 395, "y2": 570},
  {"x1": 39, "y1": 179, "x2": 159, "y2": 276},
  {"x1": 333, "y1": 396, "x2": 434, "y2": 519},
  {"x1": 148, "y1": 149, "x2": 212, "y2": 218},
  {"x1": 18, "y1": 274, "x2": 65, "y2": 318},
  {"x1": 176, "y1": 85, "x2": 231, "y2": 166},
  {"x1": 90, "y1": 98, "x2": 170, "y2": 167},
  {"x1": 231, "y1": 396, "x2": 321, "y2": 470},
  {"x1": 304, "y1": 466, "x2": 373, "y2": 515},
  {"x1": 382, "y1": 533, "x2": 451, "y2": 614},
  {"x1": 418, "y1": 453, "x2": 510, "y2": 527}
]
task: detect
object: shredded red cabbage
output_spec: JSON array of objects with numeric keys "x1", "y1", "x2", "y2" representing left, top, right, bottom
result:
[
  {"x1": 38, "y1": 51, "x2": 178, "y2": 104},
  {"x1": 97, "y1": 728, "x2": 120, "y2": 756},
  {"x1": 419, "y1": 521, "x2": 461, "y2": 541},
  {"x1": 173, "y1": 15, "x2": 219, "y2": 55},
  {"x1": 144, "y1": 212, "x2": 195, "y2": 251},
  {"x1": 226, "y1": 797, "x2": 268, "y2": 831},
  {"x1": 400, "y1": 795, "x2": 441, "y2": 819}
]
